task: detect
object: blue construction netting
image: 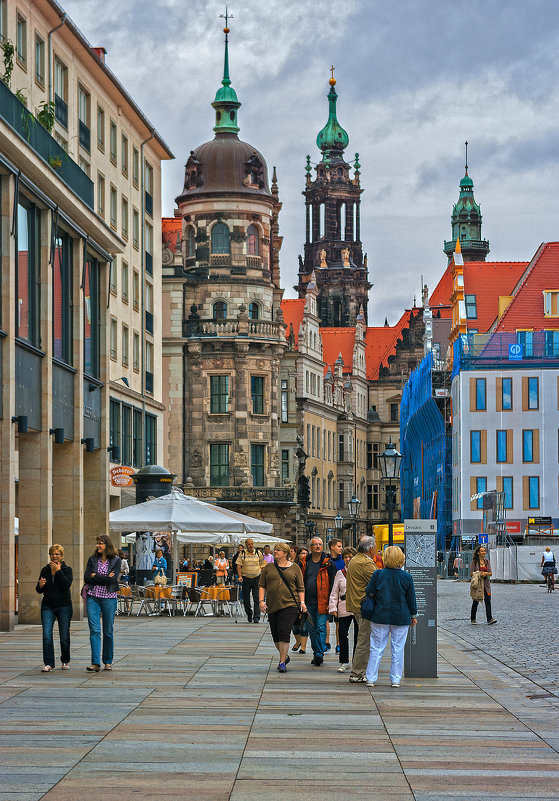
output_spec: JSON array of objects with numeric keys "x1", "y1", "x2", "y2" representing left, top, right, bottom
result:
[
  {"x1": 453, "y1": 330, "x2": 559, "y2": 378},
  {"x1": 400, "y1": 352, "x2": 452, "y2": 550}
]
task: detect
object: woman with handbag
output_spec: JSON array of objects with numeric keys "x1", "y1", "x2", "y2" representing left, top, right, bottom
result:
[
  {"x1": 83, "y1": 534, "x2": 121, "y2": 672},
  {"x1": 36, "y1": 544, "x2": 73, "y2": 672},
  {"x1": 152, "y1": 549, "x2": 167, "y2": 585},
  {"x1": 470, "y1": 545, "x2": 496, "y2": 624},
  {"x1": 363, "y1": 546, "x2": 417, "y2": 688},
  {"x1": 258, "y1": 543, "x2": 306, "y2": 673},
  {"x1": 328, "y1": 546, "x2": 357, "y2": 673}
]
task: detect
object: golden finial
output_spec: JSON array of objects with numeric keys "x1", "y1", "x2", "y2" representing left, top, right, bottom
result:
[{"x1": 329, "y1": 64, "x2": 336, "y2": 86}]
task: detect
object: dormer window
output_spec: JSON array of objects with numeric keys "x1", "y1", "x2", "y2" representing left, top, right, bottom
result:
[
  {"x1": 465, "y1": 294, "x2": 477, "y2": 319},
  {"x1": 543, "y1": 290, "x2": 559, "y2": 317}
]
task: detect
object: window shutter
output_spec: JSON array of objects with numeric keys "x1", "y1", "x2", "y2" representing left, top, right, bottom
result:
[
  {"x1": 470, "y1": 377, "x2": 476, "y2": 412},
  {"x1": 533, "y1": 430, "x2": 540, "y2": 464},
  {"x1": 522, "y1": 377, "x2": 528, "y2": 411},
  {"x1": 480, "y1": 430, "x2": 487, "y2": 464},
  {"x1": 496, "y1": 377, "x2": 502, "y2": 412},
  {"x1": 507, "y1": 429, "x2": 513, "y2": 463},
  {"x1": 522, "y1": 476, "x2": 529, "y2": 510},
  {"x1": 496, "y1": 476, "x2": 503, "y2": 493},
  {"x1": 470, "y1": 476, "x2": 477, "y2": 512}
]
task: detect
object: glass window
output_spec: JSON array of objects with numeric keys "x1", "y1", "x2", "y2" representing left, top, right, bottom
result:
[
  {"x1": 251, "y1": 444, "x2": 265, "y2": 486},
  {"x1": 528, "y1": 476, "x2": 539, "y2": 509},
  {"x1": 133, "y1": 331, "x2": 139, "y2": 372},
  {"x1": 110, "y1": 120, "x2": 117, "y2": 162},
  {"x1": 213, "y1": 301, "x2": 227, "y2": 321},
  {"x1": 0, "y1": 0, "x2": 7, "y2": 41},
  {"x1": 110, "y1": 186, "x2": 117, "y2": 228},
  {"x1": 502, "y1": 477, "x2": 513, "y2": 510},
  {"x1": 517, "y1": 330, "x2": 533, "y2": 357},
  {"x1": 390, "y1": 403, "x2": 399, "y2": 422},
  {"x1": 544, "y1": 291, "x2": 559, "y2": 317},
  {"x1": 110, "y1": 317, "x2": 117, "y2": 360},
  {"x1": 109, "y1": 400, "x2": 120, "y2": 460},
  {"x1": 470, "y1": 431, "x2": 481, "y2": 463},
  {"x1": 16, "y1": 200, "x2": 40, "y2": 346},
  {"x1": 97, "y1": 173, "x2": 105, "y2": 217},
  {"x1": 338, "y1": 481, "x2": 344, "y2": 509},
  {"x1": 475, "y1": 378, "x2": 486, "y2": 410},
  {"x1": 476, "y1": 477, "x2": 487, "y2": 510},
  {"x1": 544, "y1": 330, "x2": 559, "y2": 356},
  {"x1": 145, "y1": 413, "x2": 157, "y2": 465},
  {"x1": 132, "y1": 208, "x2": 139, "y2": 249},
  {"x1": 496, "y1": 430, "x2": 507, "y2": 463},
  {"x1": 122, "y1": 261, "x2": 129, "y2": 302},
  {"x1": 338, "y1": 434, "x2": 344, "y2": 463},
  {"x1": 83, "y1": 256, "x2": 99, "y2": 377},
  {"x1": 465, "y1": 294, "x2": 477, "y2": 319},
  {"x1": 121, "y1": 134, "x2": 128, "y2": 176},
  {"x1": 122, "y1": 324, "x2": 129, "y2": 366},
  {"x1": 528, "y1": 377, "x2": 538, "y2": 409},
  {"x1": 210, "y1": 375, "x2": 229, "y2": 414},
  {"x1": 210, "y1": 443, "x2": 229, "y2": 486},
  {"x1": 35, "y1": 34, "x2": 45, "y2": 84},
  {"x1": 78, "y1": 85, "x2": 90, "y2": 126},
  {"x1": 187, "y1": 226, "x2": 195, "y2": 258},
  {"x1": 281, "y1": 449, "x2": 289, "y2": 482},
  {"x1": 122, "y1": 405, "x2": 132, "y2": 466},
  {"x1": 109, "y1": 258, "x2": 117, "y2": 293},
  {"x1": 121, "y1": 196, "x2": 128, "y2": 240},
  {"x1": 133, "y1": 147, "x2": 139, "y2": 186},
  {"x1": 522, "y1": 430, "x2": 533, "y2": 462},
  {"x1": 132, "y1": 270, "x2": 139, "y2": 309},
  {"x1": 144, "y1": 160, "x2": 153, "y2": 194},
  {"x1": 251, "y1": 376, "x2": 264, "y2": 415},
  {"x1": 16, "y1": 14, "x2": 26, "y2": 64},
  {"x1": 248, "y1": 302, "x2": 259, "y2": 320},
  {"x1": 133, "y1": 409, "x2": 143, "y2": 467},
  {"x1": 502, "y1": 377, "x2": 512, "y2": 410},
  {"x1": 247, "y1": 224, "x2": 259, "y2": 256},
  {"x1": 97, "y1": 106, "x2": 105, "y2": 150},
  {"x1": 52, "y1": 231, "x2": 73, "y2": 364},
  {"x1": 211, "y1": 222, "x2": 230, "y2": 254},
  {"x1": 281, "y1": 379, "x2": 288, "y2": 422}
]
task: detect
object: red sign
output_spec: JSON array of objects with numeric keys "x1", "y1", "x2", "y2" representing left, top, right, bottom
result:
[
  {"x1": 505, "y1": 521, "x2": 521, "y2": 534},
  {"x1": 110, "y1": 466, "x2": 135, "y2": 487}
]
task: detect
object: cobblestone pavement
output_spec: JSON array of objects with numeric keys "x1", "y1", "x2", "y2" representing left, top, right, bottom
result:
[{"x1": 437, "y1": 579, "x2": 559, "y2": 696}]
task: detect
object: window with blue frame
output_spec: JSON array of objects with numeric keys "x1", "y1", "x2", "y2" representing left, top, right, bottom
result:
[
  {"x1": 475, "y1": 378, "x2": 486, "y2": 410},
  {"x1": 517, "y1": 330, "x2": 533, "y2": 357},
  {"x1": 496, "y1": 430, "x2": 508, "y2": 463},
  {"x1": 544, "y1": 330, "x2": 559, "y2": 356},
  {"x1": 502, "y1": 377, "x2": 512, "y2": 410},
  {"x1": 522, "y1": 430, "x2": 533, "y2": 462},
  {"x1": 470, "y1": 431, "x2": 481, "y2": 463},
  {"x1": 528, "y1": 377, "x2": 538, "y2": 409},
  {"x1": 476, "y1": 477, "x2": 487, "y2": 510},
  {"x1": 502, "y1": 477, "x2": 513, "y2": 509},
  {"x1": 528, "y1": 476, "x2": 539, "y2": 509}
]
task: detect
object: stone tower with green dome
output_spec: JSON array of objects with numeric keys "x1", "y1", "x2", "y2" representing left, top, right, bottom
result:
[
  {"x1": 443, "y1": 144, "x2": 490, "y2": 263},
  {"x1": 295, "y1": 71, "x2": 370, "y2": 327}
]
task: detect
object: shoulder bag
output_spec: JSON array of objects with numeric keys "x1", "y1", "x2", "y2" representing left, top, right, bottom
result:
[{"x1": 273, "y1": 562, "x2": 307, "y2": 627}]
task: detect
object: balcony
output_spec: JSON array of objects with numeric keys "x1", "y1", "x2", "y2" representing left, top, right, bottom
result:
[
  {"x1": 184, "y1": 485, "x2": 295, "y2": 506},
  {"x1": 144, "y1": 191, "x2": 153, "y2": 217},
  {"x1": 183, "y1": 317, "x2": 286, "y2": 340},
  {"x1": 145, "y1": 371, "x2": 153, "y2": 394},
  {"x1": 145, "y1": 251, "x2": 153, "y2": 275},
  {"x1": 145, "y1": 310, "x2": 153, "y2": 335},
  {"x1": 54, "y1": 93, "x2": 68, "y2": 128},
  {"x1": 0, "y1": 81, "x2": 93, "y2": 209},
  {"x1": 78, "y1": 120, "x2": 90, "y2": 152}
]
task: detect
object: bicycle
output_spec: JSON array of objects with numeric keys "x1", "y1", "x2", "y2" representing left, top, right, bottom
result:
[{"x1": 546, "y1": 571, "x2": 555, "y2": 593}]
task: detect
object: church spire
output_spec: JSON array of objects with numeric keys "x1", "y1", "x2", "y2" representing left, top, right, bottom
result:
[
  {"x1": 212, "y1": 10, "x2": 241, "y2": 135},
  {"x1": 443, "y1": 143, "x2": 489, "y2": 263},
  {"x1": 316, "y1": 67, "x2": 349, "y2": 161}
]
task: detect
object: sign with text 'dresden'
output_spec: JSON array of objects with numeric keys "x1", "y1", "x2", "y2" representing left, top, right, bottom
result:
[{"x1": 110, "y1": 466, "x2": 135, "y2": 487}]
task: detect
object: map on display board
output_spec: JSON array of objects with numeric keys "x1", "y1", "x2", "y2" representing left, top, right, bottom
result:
[{"x1": 405, "y1": 534, "x2": 436, "y2": 568}]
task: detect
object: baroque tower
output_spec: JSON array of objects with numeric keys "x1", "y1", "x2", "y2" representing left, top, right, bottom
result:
[
  {"x1": 295, "y1": 71, "x2": 371, "y2": 326},
  {"x1": 161, "y1": 21, "x2": 292, "y2": 529},
  {"x1": 443, "y1": 143, "x2": 490, "y2": 263}
]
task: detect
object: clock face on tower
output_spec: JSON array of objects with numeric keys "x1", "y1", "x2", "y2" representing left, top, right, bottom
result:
[{"x1": 405, "y1": 534, "x2": 436, "y2": 569}]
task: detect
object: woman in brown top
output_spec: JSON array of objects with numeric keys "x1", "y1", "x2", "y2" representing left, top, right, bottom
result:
[
  {"x1": 259, "y1": 543, "x2": 306, "y2": 673},
  {"x1": 470, "y1": 545, "x2": 497, "y2": 625}
]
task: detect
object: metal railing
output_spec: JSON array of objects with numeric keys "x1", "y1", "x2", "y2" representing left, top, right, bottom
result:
[
  {"x1": 78, "y1": 120, "x2": 90, "y2": 152},
  {"x1": 0, "y1": 81, "x2": 93, "y2": 209},
  {"x1": 185, "y1": 318, "x2": 285, "y2": 339}
]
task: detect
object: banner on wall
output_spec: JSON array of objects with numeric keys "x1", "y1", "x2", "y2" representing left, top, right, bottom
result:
[{"x1": 110, "y1": 466, "x2": 135, "y2": 487}]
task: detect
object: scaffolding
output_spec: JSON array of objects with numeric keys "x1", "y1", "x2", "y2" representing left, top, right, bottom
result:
[
  {"x1": 453, "y1": 331, "x2": 559, "y2": 377},
  {"x1": 400, "y1": 352, "x2": 452, "y2": 551}
]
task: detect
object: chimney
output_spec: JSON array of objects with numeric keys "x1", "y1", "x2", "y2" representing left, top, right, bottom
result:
[{"x1": 92, "y1": 47, "x2": 107, "y2": 63}]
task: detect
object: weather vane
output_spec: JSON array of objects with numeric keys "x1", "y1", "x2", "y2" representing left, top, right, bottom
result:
[{"x1": 220, "y1": 7, "x2": 233, "y2": 32}]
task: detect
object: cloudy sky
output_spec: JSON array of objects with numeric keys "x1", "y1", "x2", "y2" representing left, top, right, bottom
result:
[{"x1": 64, "y1": 0, "x2": 559, "y2": 325}]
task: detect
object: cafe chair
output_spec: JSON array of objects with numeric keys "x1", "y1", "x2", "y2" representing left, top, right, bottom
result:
[{"x1": 194, "y1": 587, "x2": 215, "y2": 617}]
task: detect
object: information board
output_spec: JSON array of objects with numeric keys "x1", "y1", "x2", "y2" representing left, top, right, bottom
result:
[{"x1": 404, "y1": 519, "x2": 437, "y2": 678}]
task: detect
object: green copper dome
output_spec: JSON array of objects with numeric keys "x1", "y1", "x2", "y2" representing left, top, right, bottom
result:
[
  {"x1": 459, "y1": 173, "x2": 474, "y2": 190},
  {"x1": 316, "y1": 81, "x2": 349, "y2": 160},
  {"x1": 212, "y1": 26, "x2": 240, "y2": 134}
]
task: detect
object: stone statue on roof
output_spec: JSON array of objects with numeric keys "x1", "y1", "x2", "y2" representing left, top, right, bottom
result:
[{"x1": 319, "y1": 249, "x2": 327, "y2": 269}]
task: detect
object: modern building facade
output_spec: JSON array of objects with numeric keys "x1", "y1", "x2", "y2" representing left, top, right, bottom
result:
[{"x1": 0, "y1": 0, "x2": 171, "y2": 629}]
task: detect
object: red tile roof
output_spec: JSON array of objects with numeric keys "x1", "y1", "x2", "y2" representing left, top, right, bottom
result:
[
  {"x1": 495, "y1": 242, "x2": 559, "y2": 331},
  {"x1": 429, "y1": 264, "x2": 453, "y2": 318},
  {"x1": 280, "y1": 299, "x2": 305, "y2": 348},
  {"x1": 162, "y1": 217, "x2": 182, "y2": 253},
  {"x1": 365, "y1": 310, "x2": 415, "y2": 380},
  {"x1": 321, "y1": 328, "x2": 356, "y2": 373}
]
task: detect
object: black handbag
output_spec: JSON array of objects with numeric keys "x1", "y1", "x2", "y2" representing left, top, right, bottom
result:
[{"x1": 274, "y1": 562, "x2": 308, "y2": 627}]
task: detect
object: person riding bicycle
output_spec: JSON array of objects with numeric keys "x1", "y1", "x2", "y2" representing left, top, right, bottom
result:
[{"x1": 541, "y1": 546, "x2": 557, "y2": 589}]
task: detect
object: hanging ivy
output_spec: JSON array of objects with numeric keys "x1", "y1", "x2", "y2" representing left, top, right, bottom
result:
[{"x1": 2, "y1": 39, "x2": 14, "y2": 87}]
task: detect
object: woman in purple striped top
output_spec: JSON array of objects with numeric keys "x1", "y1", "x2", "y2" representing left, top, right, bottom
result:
[{"x1": 84, "y1": 534, "x2": 121, "y2": 672}]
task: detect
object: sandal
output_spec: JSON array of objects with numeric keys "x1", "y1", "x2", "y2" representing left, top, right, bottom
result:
[
  {"x1": 41, "y1": 665, "x2": 53, "y2": 672},
  {"x1": 86, "y1": 664, "x2": 101, "y2": 672},
  {"x1": 103, "y1": 664, "x2": 112, "y2": 671}
]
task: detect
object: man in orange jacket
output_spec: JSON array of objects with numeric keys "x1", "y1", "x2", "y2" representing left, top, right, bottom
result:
[{"x1": 300, "y1": 537, "x2": 337, "y2": 666}]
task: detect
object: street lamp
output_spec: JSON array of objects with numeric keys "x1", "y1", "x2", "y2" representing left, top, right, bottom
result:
[
  {"x1": 379, "y1": 437, "x2": 402, "y2": 548},
  {"x1": 334, "y1": 514, "x2": 343, "y2": 534},
  {"x1": 347, "y1": 493, "x2": 361, "y2": 548}
]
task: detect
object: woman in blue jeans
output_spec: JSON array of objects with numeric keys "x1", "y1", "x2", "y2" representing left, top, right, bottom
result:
[
  {"x1": 36, "y1": 544, "x2": 73, "y2": 672},
  {"x1": 84, "y1": 534, "x2": 121, "y2": 672}
]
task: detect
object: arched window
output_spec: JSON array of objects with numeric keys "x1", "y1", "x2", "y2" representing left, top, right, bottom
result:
[
  {"x1": 213, "y1": 301, "x2": 227, "y2": 321},
  {"x1": 211, "y1": 222, "x2": 230, "y2": 254},
  {"x1": 248, "y1": 302, "x2": 259, "y2": 320},
  {"x1": 187, "y1": 226, "x2": 195, "y2": 258},
  {"x1": 247, "y1": 224, "x2": 259, "y2": 256}
]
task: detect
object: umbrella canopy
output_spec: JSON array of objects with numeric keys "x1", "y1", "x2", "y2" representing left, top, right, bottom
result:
[
  {"x1": 124, "y1": 531, "x2": 289, "y2": 546},
  {"x1": 110, "y1": 487, "x2": 273, "y2": 535}
]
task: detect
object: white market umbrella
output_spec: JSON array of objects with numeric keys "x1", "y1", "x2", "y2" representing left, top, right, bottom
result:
[{"x1": 110, "y1": 487, "x2": 273, "y2": 536}]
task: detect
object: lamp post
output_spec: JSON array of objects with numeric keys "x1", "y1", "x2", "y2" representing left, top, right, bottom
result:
[
  {"x1": 379, "y1": 437, "x2": 402, "y2": 548},
  {"x1": 305, "y1": 519, "x2": 316, "y2": 541},
  {"x1": 347, "y1": 493, "x2": 361, "y2": 548},
  {"x1": 334, "y1": 514, "x2": 343, "y2": 533}
]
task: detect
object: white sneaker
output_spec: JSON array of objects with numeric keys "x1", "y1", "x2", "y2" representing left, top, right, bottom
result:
[
  {"x1": 366, "y1": 681, "x2": 375, "y2": 687},
  {"x1": 337, "y1": 663, "x2": 351, "y2": 672},
  {"x1": 391, "y1": 682, "x2": 400, "y2": 688}
]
